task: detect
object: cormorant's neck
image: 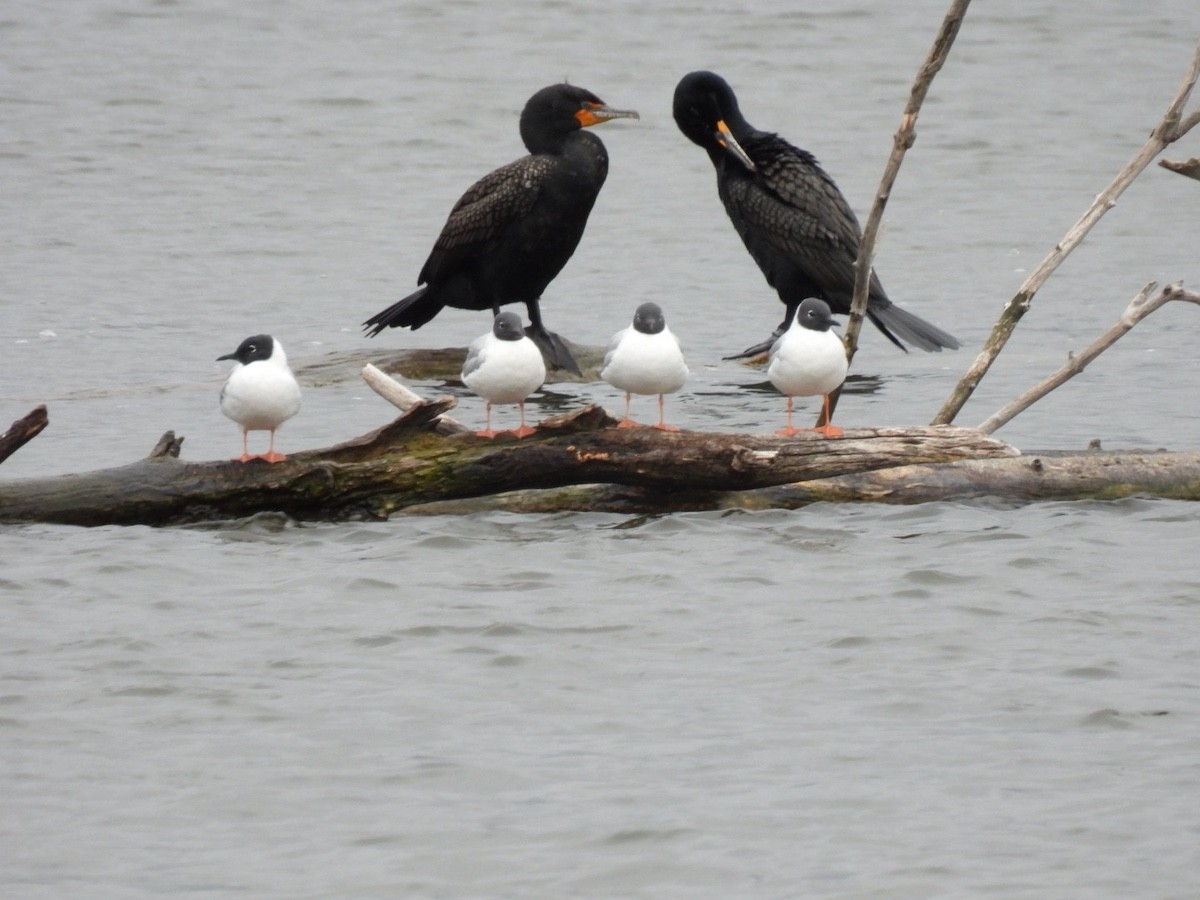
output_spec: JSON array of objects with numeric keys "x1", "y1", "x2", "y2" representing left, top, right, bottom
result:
[
  {"x1": 558, "y1": 131, "x2": 610, "y2": 184},
  {"x1": 522, "y1": 123, "x2": 582, "y2": 156}
]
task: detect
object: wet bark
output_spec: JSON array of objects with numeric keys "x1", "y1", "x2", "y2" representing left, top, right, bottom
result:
[
  {"x1": 0, "y1": 406, "x2": 49, "y2": 465},
  {"x1": 0, "y1": 401, "x2": 1020, "y2": 526},
  {"x1": 401, "y1": 450, "x2": 1200, "y2": 514}
]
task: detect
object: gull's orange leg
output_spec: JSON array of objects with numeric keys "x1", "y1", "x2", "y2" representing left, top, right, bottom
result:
[
  {"x1": 775, "y1": 396, "x2": 805, "y2": 437},
  {"x1": 616, "y1": 392, "x2": 639, "y2": 429},
  {"x1": 234, "y1": 429, "x2": 255, "y2": 462},
  {"x1": 510, "y1": 400, "x2": 537, "y2": 439},
  {"x1": 812, "y1": 394, "x2": 844, "y2": 438},
  {"x1": 476, "y1": 402, "x2": 500, "y2": 439},
  {"x1": 652, "y1": 393, "x2": 680, "y2": 432}
]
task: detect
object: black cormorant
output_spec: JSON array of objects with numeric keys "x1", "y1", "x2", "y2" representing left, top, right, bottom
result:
[
  {"x1": 672, "y1": 70, "x2": 958, "y2": 358},
  {"x1": 364, "y1": 83, "x2": 639, "y2": 374}
]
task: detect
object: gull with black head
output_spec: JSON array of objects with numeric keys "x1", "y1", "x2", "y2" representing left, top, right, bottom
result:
[
  {"x1": 600, "y1": 302, "x2": 689, "y2": 431},
  {"x1": 461, "y1": 311, "x2": 547, "y2": 439},
  {"x1": 767, "y1": 298, "x2": 849, "y2": 438},
  {"x1": 217, "y1": 334, "x2": 302, "y2": 463}
]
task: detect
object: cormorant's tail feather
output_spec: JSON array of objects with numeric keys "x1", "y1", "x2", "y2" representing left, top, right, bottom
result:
[
  {"x1": 868, "y1": 304, "x2": 959, "y2": 353},
  {"x1": 727, "y1": 302, "x2": 958, "y2": 359},
  {"x1": 362, "y1": 286, "x2": 442, "y2": 337}
]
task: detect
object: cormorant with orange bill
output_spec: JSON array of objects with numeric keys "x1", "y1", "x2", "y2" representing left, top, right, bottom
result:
[
  {"x1": 672, "y1": 70, "x2": 958, "y2": 359},
  {"x1": 364, "y1": 83, "x2": 639, "y2": 374}
]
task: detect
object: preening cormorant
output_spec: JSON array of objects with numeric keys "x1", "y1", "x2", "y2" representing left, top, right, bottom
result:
[
  {"x1": 672, "y1": 70, "x2": 958, "y2": 358},
  {"x1": 364, "y1": 83, "x2": 639, "y2": 374}
]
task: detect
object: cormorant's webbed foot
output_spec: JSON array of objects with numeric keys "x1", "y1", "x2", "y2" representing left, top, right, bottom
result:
[
  {"x1": 724, "y1": 327, "x2": 785, "y2": 362},
  {"x1": 525, "y1": 325, "x2": 582, "y2": 375}
]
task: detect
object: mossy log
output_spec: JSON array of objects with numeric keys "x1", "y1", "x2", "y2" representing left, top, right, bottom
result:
[
  {"x1": 403, "y1": 449, "x2": 1200, "y2": 514},
  {"x1": 0, "y1": 401, "x2": 1022, "y2": 526}
]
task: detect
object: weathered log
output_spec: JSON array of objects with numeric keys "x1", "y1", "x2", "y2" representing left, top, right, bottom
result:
[
  {"x1": 0, "y1": 406, "x2": 49, "y2": 465},
  {"x1": 401, "y1": 450, "x2": 1200, "y2": 514},
  {"x1": 0, "y1": 400, "x2": 1016, "y2": 527},
  {"x1": 753, "y1": 450, "x2": 1200, "y2": 506}
]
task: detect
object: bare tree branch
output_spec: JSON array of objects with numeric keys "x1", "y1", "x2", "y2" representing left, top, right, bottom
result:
[
  {"x1": 0, "y1": 406, "x2": 49, "y2": 465},
  {"x1": 977, "y1": 282, "x2": 1200, "y2": 434},
  {"x1": 843, "y1": 0, "x2": 973, "y2": 362},
  {"x1": 1160, "y1": 156, "x2": 1200, "y2": 180},
  {"x1": 934, "y1": 39, "x2": 1200, "y2": 425}
]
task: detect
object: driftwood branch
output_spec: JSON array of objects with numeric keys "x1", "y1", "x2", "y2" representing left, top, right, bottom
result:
[
  {"x1": 977, "y1": 282, "x2": 1200, "y2": 434},
  {"x1": 148, "y1": 430, "x2": 185, "y2": 459},
  {"x1": 753, "y1": 450, "x2": 1200, "y2": 506},
  {"x1": 0, "y1": 394, "x2": 1016, "y2": 526},
  {"x1": 1160, "y1": 156, "x2": 1200, "y2": 180},
  {"x1": 5, "y1": 364, "x2": 1200, "y2": 524},
  {"x1": 843, "y1": 0, "x2": 973, "y2": 363},
  {"x1": 401, "y1": 450, "x2": 1200, "y2": 515},
  {"x1": 0, "y1": 406, "x2": 49, "y2": 465},
  {"x1": 360, "y1": 362, "x2": 469, "y2": 436},
  {"x1": 934, "y1": 39, "x2": 1200, "y2": 425},
  {"x1": 815, "y1": 0, "x2": 972, "y2": 431}
]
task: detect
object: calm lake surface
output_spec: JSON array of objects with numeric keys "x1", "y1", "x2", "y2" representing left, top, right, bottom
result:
[{"x1": 4, "y1": 1, "x2": 1200, "y2": 896}]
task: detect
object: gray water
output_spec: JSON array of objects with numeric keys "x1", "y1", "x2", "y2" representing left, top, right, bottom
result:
[{"x1": 4, "y1": 1, "x2": 1200, "y2": 896}]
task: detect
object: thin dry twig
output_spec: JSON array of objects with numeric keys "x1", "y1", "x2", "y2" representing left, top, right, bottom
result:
[
  {"x1": 812, "y1": 0, "x2": 973, "y2": 430},
  {"x1": 1160, "y1": 156, "x2": 1200, "y2": 180},
  {"x1": 843, "y1": 0, "x2": 973, "y2": 360},
  {"x1": 976, "y1": 282, "x2": 1200, "y2": 434},
  {"x1": 934, "y1": 40, "x2": 1200, "y2": 425}
]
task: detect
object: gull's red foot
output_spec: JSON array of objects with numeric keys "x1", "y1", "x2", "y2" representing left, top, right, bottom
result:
[
  {"x1": 812, "y1": 424, "x2": 844, "y2": 438},
  {"x1": 475, "y1": 429, "x2": 500, "y2": 439},
  {"x1": 653, "y1": 422, "x2": 681, "y2": 432},
  {"x1": 616, "y1": 418, "x2": 640, "y2": 429},
  {"x1": 775, "y1": 426, "x2": 806, "y2": 437},
  {"x1": 262, "y1": 451, "x2": 288, "y2": 463},
  {"x1": 509, "y1": 425, "x2": 537, "y2": 439}
]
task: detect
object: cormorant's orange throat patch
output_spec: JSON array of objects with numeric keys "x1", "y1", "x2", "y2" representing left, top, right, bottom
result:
[{"x1": 576, "y1": 106, "x2": 601, "y2": 127}]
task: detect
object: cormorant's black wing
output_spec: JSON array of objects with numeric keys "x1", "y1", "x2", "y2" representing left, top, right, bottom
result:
[
  {"x1": 417, "y1": 155, "x2": 554, "y2": 285},
  {"x1": 722, "y1": 133, "x2": 883, "y2": 300},
  {"x1": 721, "y1": 133, "x2": 958, "y2": 352}
]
